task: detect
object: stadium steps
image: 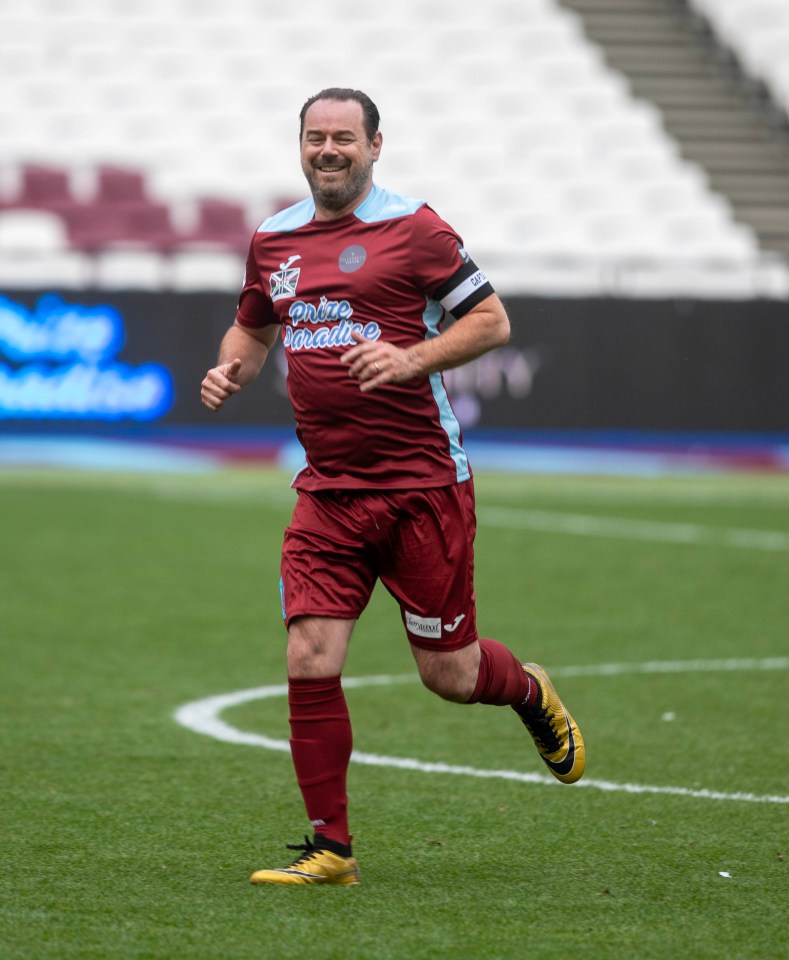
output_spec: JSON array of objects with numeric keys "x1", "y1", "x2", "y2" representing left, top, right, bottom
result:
[{"x1": 559, "y1": 0, "x2": 789, "y2": 261}]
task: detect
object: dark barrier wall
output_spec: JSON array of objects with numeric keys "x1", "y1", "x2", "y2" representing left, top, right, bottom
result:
[{"x1": 1, "y1": 290, "x2": 787, "y2": 432}]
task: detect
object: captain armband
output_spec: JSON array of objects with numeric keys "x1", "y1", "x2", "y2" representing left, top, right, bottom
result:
[{"x1": 434, "y1": 260, "x2": 495, "y2": 319}]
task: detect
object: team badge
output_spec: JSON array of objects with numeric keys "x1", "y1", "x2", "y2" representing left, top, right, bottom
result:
[{"x1": 270, "y1": 255, "x2": 302, "y2": 301}]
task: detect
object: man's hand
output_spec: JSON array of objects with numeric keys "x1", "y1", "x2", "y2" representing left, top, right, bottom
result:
[
  {"x1": 340, "y1": 294, "x2": 510, "y2": 393},
  {"x1": 341, "y1": 331, "x2": 420, "y2": 393},
  {"x1": 201, "y1": 358, "x2": 242, "y2": 411}
]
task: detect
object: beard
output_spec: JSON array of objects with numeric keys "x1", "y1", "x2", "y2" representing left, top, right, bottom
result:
[{"x1": 303, "y1": 158, "x2": 373, "y2": 212}]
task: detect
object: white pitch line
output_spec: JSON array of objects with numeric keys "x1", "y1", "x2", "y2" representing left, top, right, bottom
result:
[
  {"x1": 549, "y1": 657, "x2": 789, "y2": 678},
  {"x1": 148, "y1": 487, "x2": 789, "y2": 551},
  {"x1": 173, "y1": 660, "x2": 789, "y2": 806},
  {"x1": 477, "y1": 506, "x2": 789, "y2": 552}
]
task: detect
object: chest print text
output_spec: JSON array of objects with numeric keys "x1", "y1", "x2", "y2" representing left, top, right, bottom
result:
[{"x1": 283, "y1": 296, "x2": 381, "y2": 351}]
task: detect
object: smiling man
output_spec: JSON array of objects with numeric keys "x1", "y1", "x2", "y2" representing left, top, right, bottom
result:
[
  {"x1": 300, "y1": 95, "x2": 382, "y2": 215},
  {"x1": 201, "y1": 88, "x2": 585, "y2": 886}
]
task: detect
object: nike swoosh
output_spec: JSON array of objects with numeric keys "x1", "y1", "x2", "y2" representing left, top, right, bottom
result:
[
  {"x1": 275, "y1": 868, "x2": 356, "y2": 882},
  {"x1": 541, "y1": 709, "x2": 576, "y2": 777}
]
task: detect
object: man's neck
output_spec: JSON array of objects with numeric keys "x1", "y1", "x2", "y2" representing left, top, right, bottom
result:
[{"x1": 313, "y1": 182, "x2": 375, "y2": 222}]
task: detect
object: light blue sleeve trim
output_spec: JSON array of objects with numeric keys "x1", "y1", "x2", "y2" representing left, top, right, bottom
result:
[
  {"x1": 422, "y1": 299, "x2": 471, "y2": 483},
  {"x1": 354, "y1": 184, "x2": 425, "y2": 223},
  {"x1": 258, "y1": 198, "x2": 315, "y2": 233}
]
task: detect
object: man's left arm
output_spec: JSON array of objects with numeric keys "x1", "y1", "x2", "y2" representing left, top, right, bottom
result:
[{"x1": 342, "y1": 293, "x2": 510, "y2": 392}]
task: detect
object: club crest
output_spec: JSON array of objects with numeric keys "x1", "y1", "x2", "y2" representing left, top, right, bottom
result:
[{"x1": 270, "y1": 255, "x2": 302, "y2": 302}]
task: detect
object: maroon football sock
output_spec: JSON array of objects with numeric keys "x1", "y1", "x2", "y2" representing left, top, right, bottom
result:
[
  {"x1": 467, "y1": 637, "x2": 539, "y2": 709},
  {"x1": 288, "y1": 675, "x2": 352, "y2": 847}
]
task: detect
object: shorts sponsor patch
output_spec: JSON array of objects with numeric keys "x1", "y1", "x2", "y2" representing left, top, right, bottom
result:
[{"x1": 405, "y1": 610, "x2": 442, "y2": 639}]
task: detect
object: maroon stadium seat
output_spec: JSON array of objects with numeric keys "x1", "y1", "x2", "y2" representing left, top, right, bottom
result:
[
  {"x1": 94, "y1": 165, "x2": 149, "y2": 205},
  {"x1": 120, "y1": 202, "x2": 182, "y2": 251},
  {"x1": 64, "y1": 201, "x2": 181, "y2": 252},
  {"x1": 184, "y1": 198, "x2": 250, "y2": 253},
  {"x1": 15, "y1": 164, "x2": 75, "y2": 210},
  {"x1": 62, "y1": 203, "x2": 125, "y2": 252}
]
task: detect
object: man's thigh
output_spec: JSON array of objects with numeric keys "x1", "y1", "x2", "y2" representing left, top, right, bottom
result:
[
  {"x1": 380, "y1": 481, "x2": 478, "y2": 652},
  {"x1": 281, "y1": 490, "x2": 379, "y2": 627}
]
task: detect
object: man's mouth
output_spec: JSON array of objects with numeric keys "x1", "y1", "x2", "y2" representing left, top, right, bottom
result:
[{"x1": 316, "y1": 164, "x2": 347, "y2": 173}]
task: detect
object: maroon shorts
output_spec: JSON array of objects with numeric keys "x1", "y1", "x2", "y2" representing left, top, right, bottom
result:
[{"x1": 280, "y1": 481, "x2": 478, "y2": 651}]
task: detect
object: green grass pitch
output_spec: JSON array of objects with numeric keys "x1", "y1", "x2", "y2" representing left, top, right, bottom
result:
[{"x1": 1, "y1": 466, "x2": 787, "y2": 960}]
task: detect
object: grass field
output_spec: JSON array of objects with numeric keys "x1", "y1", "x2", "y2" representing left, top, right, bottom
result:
[{"x1": 2, "y1": 466, "x2": 788, "y2": 960}]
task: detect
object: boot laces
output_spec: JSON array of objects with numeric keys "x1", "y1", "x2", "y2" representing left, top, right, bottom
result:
[
  {"x1": 285, "y1": 836, "x2": 321, "y2": 866},
  {"x1": 520, "y1": 704, "x2": 563, "y2": 754}
]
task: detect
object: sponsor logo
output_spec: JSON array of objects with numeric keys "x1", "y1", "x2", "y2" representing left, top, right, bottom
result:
[
  {"x1": 270, "y1": 255, "x2": 302, "y2": 301},
  {"x1": 338, "y1": 245, "x2": 367, "y2": 273},
  {"x1": 284, "y1": 318, "x2": 381, "y2": 351},
  {"x1": 289, "y1": 297, "x2": 353, "y2": 325},
  {"x1": 405, "y1": 611, "x2": 442, "y2": 639},
  {"x1": 283, "y1": 295, "x2": 381, "y2": 352},
  {"x1": 443, "y1": 614, "x2": 466, "y2": 633}
]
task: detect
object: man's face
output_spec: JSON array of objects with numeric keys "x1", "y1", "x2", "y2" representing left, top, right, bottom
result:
[{"x1": 300, "y1": 99, "x2": 382, "y2": 216}]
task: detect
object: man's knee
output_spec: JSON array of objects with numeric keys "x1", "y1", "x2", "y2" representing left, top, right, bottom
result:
[
  {"x1": 413, "y1": 643, "x2": 481, "y2": 703},
  {"x1": 286, "y1": 616, "x2": 354, "y2": 678},
  {"x1": 420, "y1": 669, "x2": 469, "y2": 702}
]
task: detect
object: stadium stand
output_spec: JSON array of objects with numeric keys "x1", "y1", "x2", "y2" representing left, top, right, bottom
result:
[
  {"x1": 688, "y1": 0, "x2": 789, "y2": 113},
  {"x1": 561, "y1": 0, "x2": 789, "y2": 270},
  {"x1": 0, "y1": 0, "x2": 787, "y2": 296}
]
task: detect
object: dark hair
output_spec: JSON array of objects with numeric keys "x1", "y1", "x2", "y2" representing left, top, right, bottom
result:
[{"x1": 299, "y1": 88, "x2": 380, "y2": 143}]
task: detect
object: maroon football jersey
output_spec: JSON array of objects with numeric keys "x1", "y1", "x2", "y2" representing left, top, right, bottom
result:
[{"x1": 236, "y1": 184, "x2": 495, "y2": 490}]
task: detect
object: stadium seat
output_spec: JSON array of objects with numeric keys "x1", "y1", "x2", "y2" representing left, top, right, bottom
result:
[
  {"x1": 0, "y1": 209, "x2": 69, "y2": 252},
  {"x1": 61, "y1": 203, "x2": 126, "y2": 253},
  {"x1": 181, "y1": 198, "x2": 251, "y2": 254},
  {"x1": 13, "y1": 164, "x2": 75, "y2": 210},
  {"x1": 170, "y1": 249, "x2": 245, "y2": 291},
  {"x1": 583, "y1": 211, "x2": 677, "y2": 260},
  {"x1": 63, "y1": 199, "x2": 182, "y2": 252},
  {"x1": 93, "y1": 249, "x2": 166, "y2": 289},
  {"x1": 119, "y1": 202, "x2": 182, "y2": 251},
  {"x1": 95, "y1": 165, "x2": 150, "y2": 205},
  {"x1": 0, "y1": 209, "x2": 90, "y2": 286},
  {"x1": 0, "y1": 250, "x2": 92, "y2": 288},
  {"x1": 662, "y1": 212, "x2": 759, "y2": 260}
]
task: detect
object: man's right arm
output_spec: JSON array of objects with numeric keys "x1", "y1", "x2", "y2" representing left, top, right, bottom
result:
[{"x1": 201, "y1": 322, "x2": 279, "y2": 412}]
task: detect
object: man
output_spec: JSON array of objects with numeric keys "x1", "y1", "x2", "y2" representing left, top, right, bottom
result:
[{"x1": 201, "y1": 88, "x2": 585, "y2": 887}]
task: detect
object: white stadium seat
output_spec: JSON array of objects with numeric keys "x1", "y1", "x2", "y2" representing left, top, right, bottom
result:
[
  {"x1": 0, "y1": 210, "x2": 91, "y2": 286},
  {"x1": 0, "y1": 210, "x2": 68, "y2": 253}
]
